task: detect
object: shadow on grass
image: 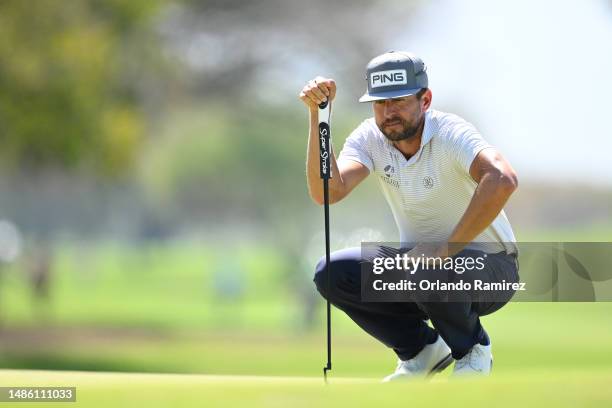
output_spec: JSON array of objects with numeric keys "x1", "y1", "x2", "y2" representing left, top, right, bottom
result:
[{"x1": 0, "y1": 354, "x2": 171, "y2": 373}]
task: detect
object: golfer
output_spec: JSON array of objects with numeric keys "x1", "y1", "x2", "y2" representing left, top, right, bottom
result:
[{"x1": 299, "y1": 51, "x2": 519, "y2": 380}]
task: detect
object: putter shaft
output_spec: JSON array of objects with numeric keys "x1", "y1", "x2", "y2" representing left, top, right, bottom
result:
[{"x1": 318, "y1": 100, "x2": 332, "y2": 383}]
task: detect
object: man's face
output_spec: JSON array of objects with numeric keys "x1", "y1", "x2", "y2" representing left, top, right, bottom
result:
[{"x1": 373, "y1": 94, "x2": 426, "y2": 142}]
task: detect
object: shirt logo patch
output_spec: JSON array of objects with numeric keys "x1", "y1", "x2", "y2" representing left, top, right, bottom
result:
[
  {"x1": 382, "y1": 165, "x2": 399, "y2": 188},
  {"x1": 384, "y1": 165, "x2": 395, "y2": 178},
  {"x1": 423, "y1": 176, "x2": 434, "y2": 189}
]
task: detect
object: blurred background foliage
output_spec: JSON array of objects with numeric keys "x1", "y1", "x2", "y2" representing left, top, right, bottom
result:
[
  {"x1": 0, "y1": 0, "x2": 164, "y2": 175},
  {"x1": 0, "y1": 0, "x2": 610, "y2": 377},
  {"x1": 0, "y1": 0, "x2": 423, "y2": 240}
]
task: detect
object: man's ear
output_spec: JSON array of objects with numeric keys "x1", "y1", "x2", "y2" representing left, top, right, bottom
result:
[{"x1": 421, "y1": 89, "x2": 432, "y2": 111}]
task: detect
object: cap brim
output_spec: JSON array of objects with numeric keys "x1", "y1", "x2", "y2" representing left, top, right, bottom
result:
[{"x1": 358, "y1": 88, "x2": 422, "y2": 103}]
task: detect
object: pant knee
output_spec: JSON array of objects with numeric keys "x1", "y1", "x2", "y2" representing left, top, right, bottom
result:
[{"x1": 313, "y1": 247, "x2": 362, "y2": 301}]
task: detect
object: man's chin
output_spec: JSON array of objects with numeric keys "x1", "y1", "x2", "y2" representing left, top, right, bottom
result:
[
  {"x1": 384, "y1": 133, "x2": 401, "y2": 141},
  {"x1": 384, "y1": 132, "x2": 415, "y2": 142},
  {"x1": 378, "y1": 127, "x2": 400, "y2": 140}
]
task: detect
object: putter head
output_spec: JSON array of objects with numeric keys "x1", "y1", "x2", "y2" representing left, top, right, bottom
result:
[{"x1": 323, "y1": 364, "x2": 331, "y2": 384}]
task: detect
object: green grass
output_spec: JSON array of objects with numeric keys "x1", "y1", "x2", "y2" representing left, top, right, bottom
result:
[
  {"x1": 1, "y1": 303, "x2": 612, "y2": 377},
  {"x1": 1, "y1": 235, "x2": 612, "y2": 406},
  {"x1": 1, "y1": 368, "x2": 612, "y2": 408},
  {"x1": 0, "y1": 240, "x2": 301, "y2": 330},
  {"x1": 2, "y1": 227, "x2": 610, "y2": 331}
]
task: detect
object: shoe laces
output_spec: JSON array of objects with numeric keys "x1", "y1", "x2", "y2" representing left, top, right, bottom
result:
[
  {"x1": 455, "y1": 345, "x2": 484, "y2": 370},
  {"x1": 396, "y1": 357, "x2": 422, "y2": 373}
]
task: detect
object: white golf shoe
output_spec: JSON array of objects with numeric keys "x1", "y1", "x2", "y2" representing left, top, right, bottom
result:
[
  {"x1": 382, "y1": 335, "x2": 453, "y2": 382},
  {"x1": 452, "y1": 343, "x2": 493, "y2": 376}
]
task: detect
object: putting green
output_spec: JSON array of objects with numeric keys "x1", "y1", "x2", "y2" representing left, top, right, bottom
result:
[{"x1": 1, "y1": 368, "x2": 611, "y2": 408}]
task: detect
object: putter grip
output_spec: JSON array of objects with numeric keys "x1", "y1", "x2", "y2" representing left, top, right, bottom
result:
[
  {"x1": 319, "y1": 100, "x2": 328, "y2": 109},
  {"x1": 318, "y1": 112, "x2": 331, "y2": 180}
]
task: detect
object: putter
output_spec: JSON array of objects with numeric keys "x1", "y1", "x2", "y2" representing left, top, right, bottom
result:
[{"x1": 318, "y1": 100, "x2": 332, "y2": 383}]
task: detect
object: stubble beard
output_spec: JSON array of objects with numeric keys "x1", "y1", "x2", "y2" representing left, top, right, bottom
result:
[{"x1": 378, "y1": 114, "x2": 424, "y2": 142}]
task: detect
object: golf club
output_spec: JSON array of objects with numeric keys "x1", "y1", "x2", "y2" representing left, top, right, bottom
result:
[{"x1": 318, "y1": 100, "x2": 332, "y2": 383}]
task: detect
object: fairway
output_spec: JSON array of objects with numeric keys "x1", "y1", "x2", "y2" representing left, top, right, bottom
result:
[
  {"x1": 2, "y1": 368, "x2": 612, "y2": 408},
  {"x1": 2, "y1": 277, "x2": 612, "y2": 407}
]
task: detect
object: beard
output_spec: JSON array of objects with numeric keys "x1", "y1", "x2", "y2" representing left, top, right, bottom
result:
[{"x1": 377, "y1": 114, "x2": 424, "y2": 142}]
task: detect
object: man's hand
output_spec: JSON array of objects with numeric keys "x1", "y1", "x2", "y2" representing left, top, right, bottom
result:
[
  {"x1": 300, "y1": 76, "x2": 368, "y2": 205},
  {"x1": 299, "y1": 77, "x2": 336, "y2": 112}
]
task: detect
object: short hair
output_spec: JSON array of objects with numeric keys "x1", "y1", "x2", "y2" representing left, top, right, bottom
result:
[{"x1": 416, "y1": 88, "x2": 429, "y2": 100}]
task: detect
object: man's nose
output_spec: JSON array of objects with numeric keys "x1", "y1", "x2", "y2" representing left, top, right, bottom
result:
[{"x1": 383, "y1": 100, "x2": 399, "y2": 117}]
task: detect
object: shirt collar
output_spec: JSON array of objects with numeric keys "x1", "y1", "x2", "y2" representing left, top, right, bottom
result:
[
  {"x1": 384, "y1": 109, "x2": 436, "y2": 166},
  {"x1": 420, "y1": 109, "x2": 436, "y2": 147}
]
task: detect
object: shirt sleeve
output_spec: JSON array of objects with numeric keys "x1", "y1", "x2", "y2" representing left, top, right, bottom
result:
[
  {"x1": 337, "y1": 120, "x2": 374, "y2": 172},
  {"x1": 448, "y1": 121, "x2": 492, "y2": 173}
]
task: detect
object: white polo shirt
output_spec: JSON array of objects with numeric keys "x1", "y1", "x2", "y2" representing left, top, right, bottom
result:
[{"x1": 338, "y1": 109, "x2": 517, "y2": 254}]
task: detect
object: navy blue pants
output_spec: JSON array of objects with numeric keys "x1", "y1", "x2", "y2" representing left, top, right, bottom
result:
[{"x1": 313, "y1": 247, "x2": 518, "y2": 360}]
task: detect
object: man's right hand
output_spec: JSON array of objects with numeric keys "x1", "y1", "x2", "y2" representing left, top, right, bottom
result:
[
  {"x1": 299, "y1": 77, "x2": 336, "y2": 111},
  {"x1": 301, "y1": 76, "x2": 369, "y2": 205}
]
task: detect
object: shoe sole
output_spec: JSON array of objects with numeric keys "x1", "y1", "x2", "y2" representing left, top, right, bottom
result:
[
  {"x1": 381, "y1": 353, "x2": 454, "y2": 382},
  {"x1": 427, "y1": 353, "x2": 453, "y2": 377}
]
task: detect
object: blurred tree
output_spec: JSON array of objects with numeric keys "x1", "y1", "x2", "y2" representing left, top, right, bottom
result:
[
  {"x1": 159, "y1": 0, "x2": 422, "y2": 101},
  {"x1": 0, "y1": 0, "x2": 166, "y2": 176},
  {"x1": 0, "y1": 0, "x2": 423, "y2": 239},
  {"x1": 140, "y1": 0, "x2": 423, "y2": 222}
]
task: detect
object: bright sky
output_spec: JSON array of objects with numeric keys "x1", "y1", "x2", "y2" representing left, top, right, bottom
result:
[{"x1": 390, "y1": 0, "x2": 612, "y2": 186}]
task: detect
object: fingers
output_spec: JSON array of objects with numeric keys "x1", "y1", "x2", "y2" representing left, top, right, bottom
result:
[
  {"x1": 315, "y1": 76, "x2": 336, "y2": 102},
  {"x1": 299, "y1": 77, "x2": 336, "y2": 109},
  {"x1": 299, "y1": 89, "x2": 319, "y2": 110},
  {"x1": 310, "y1": 80, "x2": 327, "y2": 102}
]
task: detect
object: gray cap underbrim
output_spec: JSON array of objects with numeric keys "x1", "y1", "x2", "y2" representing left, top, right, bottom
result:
[{"x1": 359, "y1": 87, "x2": 423, "y2": 103}]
